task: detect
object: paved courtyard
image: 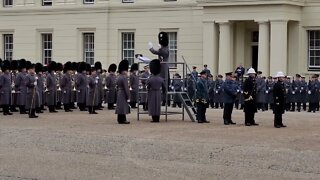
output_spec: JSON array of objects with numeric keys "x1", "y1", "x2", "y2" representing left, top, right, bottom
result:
[{"x1": 0, "y1": 107, "x2": 320, "y2": 180}]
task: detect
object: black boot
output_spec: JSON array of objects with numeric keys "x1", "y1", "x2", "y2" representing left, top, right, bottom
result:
[
  {"x1": 151, "y1": 116, "x2": 160, "y2": 123},
  {"x1": 3, "y1": 105, "x2": 13, "y2": 115},
  {"x1": 118, "y1": 115, "x2": 130, "y2": 124},
  {"x1": 10, "y1": 106, "x2": 18, "y2": 112},
  {"x1": 49, "y1": 106, "x2": 58, "y2": 113},
  {"x1": 89, "y1": 106, "x2": 98, "y2": 114},
  {"x1": 19, "y1": 106, "x2": 27, "y2": 114},
  {"x1": 29, "y1": 109, "x2": 38, "y2": 118}
]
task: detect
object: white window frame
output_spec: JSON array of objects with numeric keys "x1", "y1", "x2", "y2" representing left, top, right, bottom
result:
[
  {"x1": 83, "y1": 0, "x2": 94, "y2": 4},
  {"x1": 42, "y1": 0, "x2": 52, "y2": 6},
  {"x1": 121, "y1": 32, "x2": 135, "y2": 65},
  {"x1": 308, "y1": 30, "x2": 320, "y2": 70},
  {"x1": 83, "y1": 33, "x2": 95, "y2": 65},
  {"x1": 3, "y1": 34, "x2": 13, "y2": 61},
  {"x1": 167, "y1": 31, "x2": 178, "y2": 68},
  {"x1": 3, "y1": 0, "x2": 13, "y2": 7},
  {"x1": 41, "y1": 33, "x2": 52, "y2": 65}
]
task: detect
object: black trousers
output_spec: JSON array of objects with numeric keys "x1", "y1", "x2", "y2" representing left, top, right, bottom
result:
[
  {"x1": 223, "y1": 103, "x2": 234, "y2": 123},
  {"x1": 274, "y1": 113, "x2": 283, "y2": 126},
  {"x1": 117, "y1": 114, "x2": 127, "y2": 123},
  {"x1": 196, "y1": 102, "x2": 207, "y2": 122},
  {"x1": 3, "y1": 105, "x2": 10, "y2": 114},
  {"x1": 152, "y1": 116, "x2": 160, "y2": 122},
  {"x1": 245, "y1": 111, "x2": 256, "y2": 125}
]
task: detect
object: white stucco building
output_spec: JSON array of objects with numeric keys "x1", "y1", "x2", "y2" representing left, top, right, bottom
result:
[{"x1": 1, "y1": 0, "x2": 320, "y2": 76}]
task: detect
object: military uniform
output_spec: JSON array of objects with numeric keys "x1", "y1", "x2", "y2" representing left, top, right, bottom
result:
[
  {"x1": 60, "y1": 62, "x2": 72, "y2": 112},
  {"x1": 140, "y1": 68, "x2": 150, "y2": 111},
  {"x1": 308, "y1": 78, "x2": 319, "y2": 112},
  {"x1": 76, "y1": 62, "x2": 88, "y2": 111},
  {"x1": 196, "y1": 72, "x2": 210, "y2": 123},
  {"x1": 208, "y1": 78, "x2": 215, "y2": 108},
  {"x1": 0, "y1": 60, "x2": 12, "y2": 115},
  {"x1": 172, "y1": 74, "x2": 183, "y2": 108},
  {"x1": 186, "y1": 74, "x2": 195, "y2": 101},
  {"x1": 87, "y1": 70, "x2": 99, "y2": 114},
  {"x1": 265, "y1": 78, "x2": 275, "y2": 110},
  {"x1": 106, "y1": 64, "x2": 117, "y2": 109},
  {"x1": 222, "y1": 74, "x2": 238, "y2": 125},
  {"x1": 256, "y1": 76, "x2": 266, "y2": 111},
  {"x1": 129, "y1": 63, "x2": 139, "y2": 108},
  {"x1": 243, "y1": 72, "x2": 258, "y2": 126},
  {"x1": 15, "y1": 59, "x2": 28, "y2": 114},
  {"x1": 284, "y1": 79, "x2": 292, "y2": 111},
  {"x1": 300, "y1": 78, "x2": 308, "y2": 111},
  {"x1": 55, "y1": 63, "x2": 64, "y2": 110},
  {"x1": 273, "y1": 74, "x2": 287, "y2": 128},
  {"x1": 25, "y1": 66, "x2": 40, "y2": 118},
  {"x1": 46, "y1": 62, "x2": 57, "y2": 113},
  {"x1": 35, "y1": 63, "x2": 44, "y2": 113},
  {"x1": 214, "y1": 78, "x2": 224, "y2": 109}
]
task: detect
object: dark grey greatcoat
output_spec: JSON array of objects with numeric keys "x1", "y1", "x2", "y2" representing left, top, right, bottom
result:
[
  {"x1": 308, "y1": 80, "x2": 319, "y2": 103},
  {"x1": 60, "y1": 73, "x2": 72, "y2": 104},
  {"x1": 76, "y1": 72, "x2": 87, "y2": 104},
  {"x1": 15, "y1": 71, "x2": 27, "y2": 106},
  {"x1": 147, "y1": 75, "x2": 166, "y2": 116},
  {"x1": 140, "y1": 71, "x2": 150, "y2": 103},
  {"x1": 36, "y1": 74, "x2": 44, "y2": 106},
  {"x1": 115, "y1": 74, "x2": 130, "y2": 115},
  {"x1": 149, "y1": 47, "x2": 170, "y2": 88},
  {"x1": 106, "y1": 73, "x2": 117, "y2": 104},
  {"x1": 56, "y1": 72, "x2": 63, "y2": 103},
  {"x1": 46, "y1": 72, "x2": 57, "y2": 106},
  {"x1": 25, "y1": 74, "x2": 40, "y2": 109},
  {"x1": 130, "y1": 73, "x2": 140, "y2": 103},
  {"x1": 214, "y1": 79, "x2": 224, "y2": 103},
  {"x1": 172, "y1": 78, "x2": 183, "y2": 103},
  {"x1": 256, "y1": 77, "x2": 266, "y2": 104},
  {"x1": 97, "y1": 72, "x2": 103, "y2": 104},
  {"x1": 71, "y1": 73, "x2": 77, "y2": 103},
  {"x1": 86, "y1": 75, "x2": 99, "y2": 107},
  {"x1": 265, "y1": 80, "x2": 274, "y2": 104},
  {"x1": 0, "y1": 72, "x2": 11, "y2": 105}
]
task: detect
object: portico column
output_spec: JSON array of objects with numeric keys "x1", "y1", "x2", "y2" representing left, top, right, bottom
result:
[
  {"x1": 257, "y1": 21, "x2": 270, "y2": 76},
  {"x1": 203, "y1": 20, "x2": 218, "y2": 76},
  {"x1": 218, "y1": 21, "x2": 232, "y2": 75},
  {"x1": 270, "y1": 20, "x2": 288, "y2": 76}
]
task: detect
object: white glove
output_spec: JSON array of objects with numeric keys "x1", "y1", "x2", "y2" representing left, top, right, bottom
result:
[
  {"x1": 96, "y1": 77, "x2": 99, "y2": 80},
  {"x1": 308, "y1": 90, "x2": 311, "y2": 94},
  {"x1": 265, "y1": 90, "x2": 269, "y2": 93},
  {"x1": 95, "y1": 80, "x2": 98, "y2": 84},
  {"x1": 127, "y1": 100, "x2": 130, "y2": 103},
  {"x1": 34, "y1": 81, "x2": 37, "y2": 86},
  {"x1": 215, "y1": 91, "x2": 218, "y2": 94},
  {"x1": 241, "y1": 91, "x2": 243, "y2": 93},
  {"x1": 157, "y1": 44, "x2": 161, "y2": 48},
  {"x1": 301, "y1": 87, "x2": 304, "y2": 90},
  {"x1": 237, "y1": 89, "x2": 240, "y2": 93},
  {"x1": 148, "y1": 42, "x2": 153, "y2": 49},
  {"x1": 292, "y1": 92, "x2": 295, "y2": 95}
]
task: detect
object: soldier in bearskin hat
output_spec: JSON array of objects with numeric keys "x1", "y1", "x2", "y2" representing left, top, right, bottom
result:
[
  {"x1": 147, "y1": 59, "x2": 166, "y2": 123},
  {"x1": 46, "y1": 61, "x2": 58, "y2": 113},
  {"x1": 76, "y1": 62, "x2": 88, "y2": 111},
  {"x1": 25, "y1": 63, "x2": 40, "y2": 118},
  {"x1": 15, "y1": 59, "x2": 28, "y2": 114},
  {"x1": 106, "y1": 64, "x2": 117, "y2": 110},
  {"x1": 95, "y1": 61, "x2": 104, "y2": 110},
  {"x1": 10, "y1": 60, "x2": 19, "y2": 112},
  {"x1": 35, "y1": 63, "x2": 45, "y2": 114},
  {"x1": 86, "y1": 65, "x2": 99, "y2": 114},
  {"x1": 60, "y1": 61, "x2": 73, "y2": 112},
  {"x1": 115, "y1": 60, "x2": 130, "y2": 124},
  {"x1": 149, "y1": 32, "x2": 170, "y2": 106},
  {"x1": 129, "y1": 63, "x2": 139, "y2": 108},
  {"x1": 0, "y1": 60, "x2": 13, "y2": 115},
  {"x1": 70, "y1": 62, "x2": 79, "y2": 109},
  {"x1": 55, "y1": 62, "x2": 64, "y2": 110}
]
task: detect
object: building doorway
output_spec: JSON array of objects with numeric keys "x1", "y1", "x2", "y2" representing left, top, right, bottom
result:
[{"x1": 251, "y1": 45, "x2": 258, "y2": 71}]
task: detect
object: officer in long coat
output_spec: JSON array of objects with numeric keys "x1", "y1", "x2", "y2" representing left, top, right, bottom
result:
[
  {"x1": 186, "y1": 74, "x2": 195, "y2": 101},
  {"x1": 284, "y1": 77, "x2": 293, "y2": 111},
  {"x1": 76, "y1": 62, "x2": 88, "y2": 111},
  {"x1": 115, "y1": 60, "x2": 130, "y2": 124},
  {"x1": 243, "y1": 68, "x2": 258, "y2": 126},
  {"x1": 222, "y1": 72, "x2": 237, "y2": 125},
  {"x1": 294, "y1": 74, "x2": 303, "y2": 112},
  {"x1": 87, "y1": 66, "x2": 99, "y2": 114},
  {"x1": 140, "y1": 65, "x2": 150, "y2": 111},
  {"x1": 265, "y1": 76, "x2": 275, "y2": 111},
  {"x1": 214, "y1": 75, "x2": 224, "y2": 109},
  {"x1": 0, "y1": 60, "x2": 12, "y2": 115},
  {"x1": 147, "y1": 59, "x2": 166, "y2": 123},
  {"x1": 129, "y1": 63, "x2": 139, "y2": 108},
  {"x1": 25, "y1": 64, "x2": 40, "y2": 118},
  {"x1": 35, "y1": 63, "x2": 44, "y2": 114},
  {"x1": 10, "y1": 60, "x2": 19, "y2": 112},
  {"x1": 15, "y1": 59, "x2": 28, "y2": 114},
  {"x1": 172, "y1": 73, "x2": 183, "y2": 108},
  {"x1": 308, "y1": 75, "x2": 319, "y2": 113},
  {"x1": 195, "y1": 70, "x2": 210, "y2": 123},
  {"x1": 60, "y1": 62, "x2": 73, "y2": 112},
  {"x1": 273, "y1": 72, "x2": 287, "y2": 128},
  {"x1": 55, "y1": 63, "x2": 63, "y2": 110},
  {"x1": 106, "y1": 64, "x2": 117, "y2": 110},
  {"x1": 256, "y1": 71, "x2": 266, "y2": 111},
  {"x1": 95, "y1": 61, "x2": 104, "y2": 109},
  {"x1": 300, "y1": 76, "x2": 308, "y2": 111},
  {"x1": 149, "y1": 32, "x2": 170, "y2": 106},
  {"x1": 46, "y1": 61, "x2": 58, "y2": 113},
  {"x1": 208, "y1": 75, "x2": 215, "y2": 108}
]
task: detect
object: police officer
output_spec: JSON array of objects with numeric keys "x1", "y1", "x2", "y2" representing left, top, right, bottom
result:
[
  {"x1": 273, "y1": 72, "x2": 287, "y2": 128},
  {"x1": 106, "y1": 64, "x2": 117, "y2": 110},
  {"x1": 147, "y1": 59, "x2": 166, "y2": 123},
  {"x1": 243, "y1": 68, "x2": 259, "y2": 126},
  {"x1": 0, "y1": 60, "x2": 12, "y2": 115},
  {"x1": 196, "y1": 70, "x2": 210, "y2": 123},
  {"x1": 222, "y1": 72, "x2": 237, "y2": 125}
]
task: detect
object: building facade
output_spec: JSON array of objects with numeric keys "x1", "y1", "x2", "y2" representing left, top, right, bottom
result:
[{"x1": 0, "y1": 0, "x2": 320, "y2": 76}]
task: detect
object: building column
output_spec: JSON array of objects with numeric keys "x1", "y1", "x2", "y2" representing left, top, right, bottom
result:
[
  {"x1": 218, "y1": 21, "x2": 232, "y2": 75},
  {"x1": 270, "y1": 20, "x2": 288, "y2": 76},
  {"x1": 257, "y1": 21, "x2": 270, "y2": 76},
  {"x1": 203, "y1": 20, "x2": 218, "y2": 76}
]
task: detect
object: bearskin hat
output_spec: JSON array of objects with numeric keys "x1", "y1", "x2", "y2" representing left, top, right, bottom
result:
[
  {"x1": 158, "y1": 32, "x2": 169, "y2": 47},
  {"x1": 43, "y1": 65, "x2": 48, "y2": 72},
  {"x1": 108, "y1": 64, "x2": 117, "y2": 73},
  {"x1": 18, "y1": 59, "x2": 27, "y2": 71},
  {"x1": 10, "y1": 60, "x2": 18, "y2": 70},
  {"x1": 48, "y1": 61, "x2": 56, "y2": 72},
  {"x1": 71, "y1": 62, "x2": 78, "y2": 71},
  {"x1": 150, "y1": 59, "x2": 161, "y2": 75},
  {"x1": 118, "y1": 60, "x2": 129, "y2": 73},
  {"x1": 86, "y1": 63, "x2": 91, "y2": 73},
  {"x1": 78, "y1": 62, "x2": 87, "y2": 73},
  {"x1": 63, "y1": 61, "x2": 72, "y2": 72},
  {"x1": 26, "y1": 61, "x2": 32, "y2": 70},
  {"x1": 1, "y1": 60, "x2": 10, "y2": 71},
  {"x1": 0, "y1": 59, "x2": 3, "y2": 70},
  {"x1": 130, "y1": 63, "x2": 139, "y2": 72},
  {"x1": 95, "y1": 61, "x2": 102, "y2": 71},
  {"x1": 56, "y1": 63, "x2": 63, "y2": 72},
  {"x1": 35, "y1": 63, "x2": 43, "y2": 73}
]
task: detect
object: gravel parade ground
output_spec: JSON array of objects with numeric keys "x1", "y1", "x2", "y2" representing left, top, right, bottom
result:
[{"x1": 0, "y1": 108, "x2": 320, "y2": 180}]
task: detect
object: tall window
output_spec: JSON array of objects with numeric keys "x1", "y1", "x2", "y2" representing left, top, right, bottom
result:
[
  {"x1": 121, "y1": 32, "x2": 135, "y2": 65},
  {"x1": 3, "y1": 34, "x2": 13, "y2": 61},
  {"x1": 42, "y1": 0, "x2": 52, "y2": 6},
  {"x1": 83, "y1": 33, "x2": 94, "y2": 65},
  {"x1": 308, "y1": 30, "x2": 320, "y2": 70},
  {"x1": 42, "y1": 33, "x2": 52, "y2": 65},
  {"x1": 83, "y1": 0, "x2": 94, "y2": 4},
  {"x1": 168, "y1": 32, "x2": 177, "y2": 68},
  {"x1": 3, "y1": 0, "x2": 13, "y2": 7}
]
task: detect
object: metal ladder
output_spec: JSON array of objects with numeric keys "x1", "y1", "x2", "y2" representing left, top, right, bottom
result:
[{"x1": 178, "y1": 92, "x2": 197, "y2": 122}]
